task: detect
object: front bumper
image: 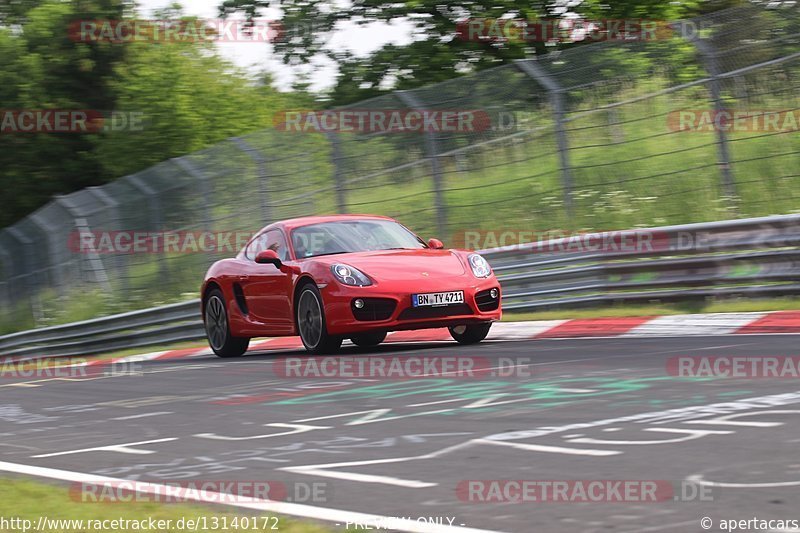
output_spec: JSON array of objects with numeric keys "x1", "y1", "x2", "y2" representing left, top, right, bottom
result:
[{"x1": 321, "y1": 278, "x2": 502, "y2": 335}]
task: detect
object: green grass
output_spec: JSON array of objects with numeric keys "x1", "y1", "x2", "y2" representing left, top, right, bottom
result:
[
  {"x1": 3, "y1": 67, "x2": 799, "y2": 335},
  {"x1": 0, "y1": 478, "x2": 332, "y2": 533}
]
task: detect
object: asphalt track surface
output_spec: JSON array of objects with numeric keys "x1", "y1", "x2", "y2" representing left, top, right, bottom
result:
[{"x1": 2, "y1": 335, "x2": 800, "y2": 533}]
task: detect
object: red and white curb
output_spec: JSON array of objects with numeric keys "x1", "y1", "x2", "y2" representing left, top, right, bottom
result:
[
  {"x1": 13, "y1": 311, "x2": 800, "y2": 368},
  {"x1": 123, "y1": 310, "x2": 800, "y2": 362}
]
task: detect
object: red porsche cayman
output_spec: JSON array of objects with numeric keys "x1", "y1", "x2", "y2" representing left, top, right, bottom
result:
[{"x1": 201, "y1": 215, "x2": 502, "y2": 357}]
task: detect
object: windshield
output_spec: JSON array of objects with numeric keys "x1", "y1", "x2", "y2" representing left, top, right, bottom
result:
[{"x1": 291, "y1": 220, "x2": 426, "y2": 258}]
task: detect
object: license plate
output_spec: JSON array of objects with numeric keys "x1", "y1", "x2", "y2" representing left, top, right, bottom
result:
[{"x1": 412, "y1": 291, "x2": 464, "y2": 307}]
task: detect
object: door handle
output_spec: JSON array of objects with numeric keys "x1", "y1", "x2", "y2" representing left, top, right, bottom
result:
[{"x1": 236, "y1": 275, "x2": 250, "y2": 282}]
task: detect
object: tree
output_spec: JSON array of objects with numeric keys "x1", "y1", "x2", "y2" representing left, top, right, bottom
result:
[
  {"x1": 1, "y1": 1, "x2": 303, "y2": 228},
  {"x1": 0, "y1": 0, "x2": 129, "y2": 226},
  {"x1": 217, "y1": 0, "x2": 746, "y2": 105}
]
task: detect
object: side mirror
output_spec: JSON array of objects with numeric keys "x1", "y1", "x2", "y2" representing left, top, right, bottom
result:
[
  {"x1": 255, "y1": 249, "x2": 282, "y2": 268},
  {"x1": 427, "y1": 238, "x2": 444, "y2": 250}
]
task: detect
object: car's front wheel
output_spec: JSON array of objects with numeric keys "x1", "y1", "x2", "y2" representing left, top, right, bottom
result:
[
  {"x1": 449, "y1": 323, "x2": 492, "y2": 344},
  {"x1": 296, "y1": 284, "x2": 342, "y2": 354},
  {"x1": 350, "y1": 331, "x2": 387, "y2": 347},
  {"x1": 205, "y1": 288, "x2": 249, "y2": 358}
]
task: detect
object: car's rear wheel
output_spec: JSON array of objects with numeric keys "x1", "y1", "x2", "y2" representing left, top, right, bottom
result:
[
  {"x1": 205, "y1": 289, "x2": 249, "y2": 358},
  {"x1": 296, "y1": 284, "x2": 342, "y2": 354},
  {"x1": 350, "y1": 331, "x2": 387, "y2": 347},
  {"x1": 449, "y1": 323, "x2": 492, "y2": 344}
]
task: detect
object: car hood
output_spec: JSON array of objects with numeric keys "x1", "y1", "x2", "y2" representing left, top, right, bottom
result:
[{"x1": 316, "y1": 249, "x2": 467, "y2": 281}]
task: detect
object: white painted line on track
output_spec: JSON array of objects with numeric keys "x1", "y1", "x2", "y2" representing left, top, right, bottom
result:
[
  {"x1": 110, "y1": 411, "x2": 173, "y2": 421},
  {"x1": 0, "y1": 460, "x2": 503, "y2": 533},
  {"x1": 407, "y1": 398, "x2": 469, "y2": 407},
  {"x1": 31, "y1": 438, "x2": 178, "y2": 458},
  {"x1": 686, "y1": 474, "x2": 800, "y2": 488},
  {"x1": 626, "y1": 520, "x2": 704, "y2": 532},
  {"x1": 195, "y1": 423, "x2": 329, "y2": 441},
  {"x1": 281, "y1": 441, "x2": 475, "y2": 488},
  {"x1": 473, "y1": 438, "x2": 621, "y2": 456},
  {"x1": 286, "y1": 468, "x2": 437, "y2": 488}
]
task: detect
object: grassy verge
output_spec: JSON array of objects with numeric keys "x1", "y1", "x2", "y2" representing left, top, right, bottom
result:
[
  {"x1": 0, "y1": 478, "x2": 332, "y2": 533},
  {"x1": 502, "y1": 297, "x2": 800, "y2": 322},
  {"x1": 44, "y1": 298, "x2": 800, "y2": 363}
]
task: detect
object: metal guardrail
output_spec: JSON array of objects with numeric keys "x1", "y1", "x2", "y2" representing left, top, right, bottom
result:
[
  {"x1": 2, "y1": 214, "x2": 799, "y2": 358},
  {"x1": 489, "y1": 214, "x2": 800, "y2": 311},
  {"x1": 0, "y1": 301, "x2": 203, "y2": 359}
]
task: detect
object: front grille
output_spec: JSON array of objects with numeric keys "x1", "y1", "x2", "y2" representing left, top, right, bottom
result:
[
  {"x1": 475, "y1": 288, "x2": 500, "y2": 312},
  {"x1": 351, "y1": 298, "x2": 396, "y2": 321},
  {"x1": 398, "y1": 303, "x2": 473, "y2": 320}
]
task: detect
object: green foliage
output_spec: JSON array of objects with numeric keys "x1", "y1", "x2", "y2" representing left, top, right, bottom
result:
[
  {"x1": 0, "y1": 478, "x2": 331, "y2": 533},
  {"x1": 217, "y1": 0, "x2": 737, "y2": 105},
  {"x1": 0, "y1": 1, "x2": 306, "y2": 228}
]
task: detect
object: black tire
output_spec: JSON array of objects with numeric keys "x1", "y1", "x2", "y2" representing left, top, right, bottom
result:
[
  {"x1": 449, "y1": 323, "x2": 492, "y2": 344},
  {"x1": 296, "y1": 284, "x2": 342, "y2": 354},
  {"x1": 350, "y1": 331, "x2": 387, "y2": 347},
  {"x1": 205, "y1": 288, "x2": 249, "y2": 358}
]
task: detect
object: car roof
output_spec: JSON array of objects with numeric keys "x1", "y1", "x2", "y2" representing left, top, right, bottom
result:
[{"x1": 260, "y1": 214, "x2": 396, "y2": 234}]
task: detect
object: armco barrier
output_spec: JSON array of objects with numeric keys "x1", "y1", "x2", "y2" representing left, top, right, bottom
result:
[
  {"x1": 2, "y1": 214, "x2": 799, "y2": 358},
  {"x1": 0, "y1": 301, "x2": 202, "y2": 358}
]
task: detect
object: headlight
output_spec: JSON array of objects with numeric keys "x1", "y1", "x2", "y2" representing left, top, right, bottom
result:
[
  {"x1": 468, "y1": 253, "x2": 492, "y2": 278},
  {"x1": 331, "y1": 264, "x2": 372, "y2": 286}
]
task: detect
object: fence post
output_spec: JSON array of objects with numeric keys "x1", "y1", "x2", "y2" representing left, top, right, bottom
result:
[
  {"x1": 28, "y1": 212, "x2": 66, "y2": 297},
  {"x1": 396, "y1": 90, "x2": 447, "y2": 237},
  {"x1": 174, "y1": 157, "x2": 213, "y2": 232},
  {"x1": 231, "y1": 137, "x2": 273, "y2": 224},
  {"x1": 325, "y1": 132, "x2": 348, "y2": 214},
  {"x1": 0, "y1": 241, "x2": 12, "y2": 320},
  {"x1": 86, "y1": 186, "x2": 127, "y2": 294},
  {"x1": 515, "y1": 59, "x2": 574, "y2": 217},
  {"x1": 6, "y1": 226, "x2": 42, "y2": 326},
  {"x1": 126, "y1": 174, "x2": 169, "y2": 283},
  {"x1": 54, "y1": 195, "x2": 112, "y2": 292},
  {"x1": 688, "y1": 35, "x2": 737, "y2": 200}
]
